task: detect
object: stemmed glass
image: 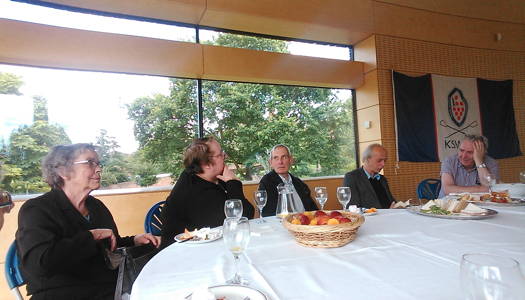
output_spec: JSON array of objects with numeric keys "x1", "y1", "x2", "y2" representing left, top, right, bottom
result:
[
  {"x1": 460, "y1": 253, "x2": 525, "y2": 300},
  {"x1": 223, "y1": 217, "x2": 251, "y2": 285},
  {"x1": 336, "y1": 187, "x2": 351, "y2": 211},
  {"x1": 519, "y1": 171, "x2": 525, "y2": 183},
  {"x1": 314, "y1": 187, "x2": 328, "y2": 210},
  {"x1": 253, "y1": 190, "x2": 267, "y2": 223},
  {"x1": 224, "y1": 199, "x2": 243, "y2": 219}
]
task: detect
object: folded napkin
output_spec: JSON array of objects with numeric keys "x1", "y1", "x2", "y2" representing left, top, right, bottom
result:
[{"x1": 393, "y1": 200, "x2": 410, "y2": 208}]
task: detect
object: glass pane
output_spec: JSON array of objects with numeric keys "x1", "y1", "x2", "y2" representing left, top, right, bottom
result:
[
  {"x1": 0, "y1": 64, "x2": 198, "y2": 194},
  {"x1": 0, "y1": 1, "x2": 196, "y2": 42},
  {"x1": 202, "y1": 80, "x2": 355, "y2": 181},
  {"x1": 200, "y1": 29, "x2": 350, "y2": 60}
]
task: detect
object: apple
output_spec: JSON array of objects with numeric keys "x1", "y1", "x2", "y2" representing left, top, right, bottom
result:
[
  {"x1": 316, "y1": 215, "x2": 330, "y2": 225},
  {"x1": 298, "y1": 214, "x2": 310, "y2": 225},
  {"x1": 327, "y1": 218, "x2": 340, "y2": 225},
  {"x1": 329, "y1": 211, "x2": 342, "y2": 218},
  {"x1": 314, "y1": 210, "x2": 327, "y2": 217},
  {"x1": 336, "y1": 217, "x2": 351, "y2": 223}
]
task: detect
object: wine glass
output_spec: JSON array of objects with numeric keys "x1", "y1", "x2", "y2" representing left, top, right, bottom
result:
[
  {"x1": 460, "y1": 253, "x2": 525, "y2": 300},
  {"x1": 223, "y1": 217, "x2": 251, "y2": 285},
  {"x1": 253, "y1": 190, "x2": 267, "y2": 223},
  {"x1": 336, "y1": 187, "x2": 351, "y2": 211},
  {"x1": 314, "y1": 187, "x2": 328, "y2": 210},
  {"x1": 519, "y1": 171, "x2": 525, "y2": 184},
  {"x1": 224, "y1": 199, "x2": 243, "y2": 219}
]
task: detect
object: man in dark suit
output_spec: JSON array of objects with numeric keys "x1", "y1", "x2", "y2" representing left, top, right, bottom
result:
[
  {"x1": 258, "y1": 144, "x2": 318, "y2": 216},
  {"x1": 343, "y1": 144, "x2": 396, "y2": 209}
]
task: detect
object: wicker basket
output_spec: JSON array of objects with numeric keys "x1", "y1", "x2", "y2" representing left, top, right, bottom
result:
[{"x1": 282, "y1": 212, "x2": 365, "y2": 248}]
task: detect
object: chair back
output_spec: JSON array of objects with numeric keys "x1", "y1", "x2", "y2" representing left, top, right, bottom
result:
[
  {"x1": 417, "y1": 178, "x2": 442, "y2": 200},
  {"x1": 144, "y1": 201, "x2": 165, "y2": 236},
  {"x1": 5, "y1": 241, "x2": 25, "y2": 300}
]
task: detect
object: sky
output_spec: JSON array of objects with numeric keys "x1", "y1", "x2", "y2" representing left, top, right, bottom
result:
[{"x1": 0, "y1": 0, "x2": 351, "y2": 154}]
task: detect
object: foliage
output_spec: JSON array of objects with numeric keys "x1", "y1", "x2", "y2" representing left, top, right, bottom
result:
[
  {"x1": 3, "y1": 120, "x2": 71, "y2": 193},
  {"x1": 0, "y1": 72, "x2": 23, "y2": 95},
  {"x1": 127, "y1": 34, "x2": 355, "y2": 181}
]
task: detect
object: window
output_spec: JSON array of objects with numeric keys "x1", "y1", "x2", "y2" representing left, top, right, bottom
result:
[{"x1": 0, "y1": 2, "x2": 357, "y2": 195}]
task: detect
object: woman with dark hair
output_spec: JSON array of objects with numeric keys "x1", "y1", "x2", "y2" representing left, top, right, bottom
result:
[
  {"x1": 160, "y1": 137, "x2": 254, "y2": 249},
  {"x1": 16, "y1": 143, "x2": 159, "y2": 300}
]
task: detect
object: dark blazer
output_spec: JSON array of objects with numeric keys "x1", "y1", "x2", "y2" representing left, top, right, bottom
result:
[
  {"x1": 343, "y1": 167, "x2": 396, "y2": 208},
  {"x1": 16, "y1": 189, "x2": 134, "y2": 300},
  {"x1": 160, "y1": 170, "x2": 254, "y2": 249},
  {"x1": 258, "y1": 170, "x2": 318, "y2": 216}
]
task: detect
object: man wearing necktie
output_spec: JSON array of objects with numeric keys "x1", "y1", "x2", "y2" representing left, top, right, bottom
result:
[{"x1": 343, "y1": 144, "x2": 396, "y2": 209}]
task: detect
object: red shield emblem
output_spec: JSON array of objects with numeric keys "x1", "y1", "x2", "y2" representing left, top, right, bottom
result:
[{"x1": 448, "y1": 88, "x2": 468, "y2": 127}]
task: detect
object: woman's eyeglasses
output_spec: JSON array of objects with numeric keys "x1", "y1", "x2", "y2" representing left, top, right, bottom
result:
[{"x1": 73, "y1": 159, "x2": 103, "y2": 169}]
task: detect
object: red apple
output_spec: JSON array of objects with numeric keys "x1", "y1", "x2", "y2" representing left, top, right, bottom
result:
[
  {"x1": 336, "y1": 217, "x2": 351, "y2": 223},
  {"x1": 316, "y1": 215, "x2": 330, "y2": 225},
  {"x1": 314, "y1": 210, "x2": 327, "y2": 217},
  {"x1": 298, "y1": 214, "x2": 310, "y2": 225},
  {"x1": 329, "y1": 211, "x2": 343, "y2": 218}
]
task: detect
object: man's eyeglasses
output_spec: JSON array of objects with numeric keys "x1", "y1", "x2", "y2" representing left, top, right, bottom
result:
[
  {"x1": 209, "y1": 150, "x2": 227, "y2": 159},
  {"x1": 73, "y1": 159, "x2": 103, "y2": 169}
]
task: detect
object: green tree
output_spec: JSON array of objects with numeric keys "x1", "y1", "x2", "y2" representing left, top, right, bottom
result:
[
  {"x1": 0, "y1": 72, "x2": 23, "y2": 95},
  {"x1": 94, "y1": 129, "x2": 135, "y2": 187},
  {"x1": 127, "y1": 34, "x2": 355, "y2": 181},
  {"x1": 2, "y1": 97, "x2": 71, "y2": 193}
]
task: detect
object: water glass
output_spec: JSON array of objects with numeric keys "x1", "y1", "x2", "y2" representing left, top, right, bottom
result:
[
  {"x1": 336, "y1": 187, "x2": 351, "y2": 211},
  {"x1": 520, "y1": 171, "x2": 525, "y2": 184},
  {"x1": 460, "y1": 253, "x2": 525, "y2": 300},
  {"x1": 223, "y1": 217, "x2": 251, "y2": 285},
  {"x1": 224, "y1": 199, "x2": 243, "y2": 219},
  {"x1": 485, "y1": 174, "x2": 496, "y2": 193},
  {"x1": 314, "y1": 186, "x2": 328, "y2": 210},
  {"x1": 253, "y1": 190, "x2": 267, "y2": 223}
]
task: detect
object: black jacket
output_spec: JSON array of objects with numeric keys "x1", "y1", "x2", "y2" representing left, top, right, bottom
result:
[
  {"x1": 160, "y1": 170, "x2": 254, "y2": 249},
  {"x1": 343, "y1": 167, "x2": 396, "y2": 208},
  {"x1": 16, "y1": 189, "x2": 134, "y2": 300},
  {"x1": 258, "y1": 170, "x2": 318, "y2": 216}
]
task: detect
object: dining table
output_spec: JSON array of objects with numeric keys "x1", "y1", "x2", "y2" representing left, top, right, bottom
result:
[{"x1": 130, "y1": 206, "x2": 525, "y2": 300}]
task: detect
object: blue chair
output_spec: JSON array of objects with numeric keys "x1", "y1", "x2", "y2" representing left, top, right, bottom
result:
[
  {"x1": 5, "y1": 241, "x2": 25, "y2": 300},
  {"x1": 144, "y1": 201, "x2": 165, "y2": 236},
  {"x1": 417, "y1": 178, "x2": 441, "y2": 200}
]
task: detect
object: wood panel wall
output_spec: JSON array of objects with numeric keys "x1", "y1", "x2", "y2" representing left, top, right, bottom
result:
[{"x1": 374, "y1": 35, "x2": 525, "y2": 201}]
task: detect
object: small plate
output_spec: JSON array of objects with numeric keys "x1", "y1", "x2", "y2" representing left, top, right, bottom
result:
[
  {"x1": 469, "y1": 199, "x2": 525, "y2": 207},
  {"x1": 407, "y1": 206, "x2": 498, "y2": 220},
  {"x1": 188, "y1": 285, "x2": 267, "y2": 300},
  {"x1": 363, "y1": 211, "x2": 378, "y2": 216},
  {"x1": 174, "y1": 228, "x2": 222, "y2": 244}
]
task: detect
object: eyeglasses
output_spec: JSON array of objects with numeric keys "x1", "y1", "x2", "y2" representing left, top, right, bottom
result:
[
  {"x1": 209, "y1": 150, "x2": 227, "y2": 159},
  {"x1": 73, "y1": 159, "x2": 103, "y2": 169}
]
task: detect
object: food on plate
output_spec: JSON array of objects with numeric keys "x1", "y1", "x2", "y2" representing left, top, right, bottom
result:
[
  {"x1": 364, "y1": 207, "x2": 377, "y2": 213},
  {"x1": 177, "y1": 227, "x2": 216, "y2": 241},
  {"x1": 421, "y1": 199, "x2": 486, "y2": 215}
]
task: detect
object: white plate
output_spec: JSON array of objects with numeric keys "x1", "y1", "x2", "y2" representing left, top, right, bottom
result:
[
  {"x1": 407, "y1": 206, "x2": 498, "y2": 220},
  {"x1": 189, "y1": 285, "x2": 267, "y2": 300},
  {"x1": 363, "y1": 211, "x2": 378, "y2": 216},
  {"x1": 174, "y1": 228, "x2": 223, "y2": 244}
]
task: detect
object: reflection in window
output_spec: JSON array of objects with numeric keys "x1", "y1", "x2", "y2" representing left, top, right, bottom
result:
[
  {"x1": 0, "y1": 1, "x2": 195, "y2": 42},
  {"x1": 200, "y1": 29, "x2": 350, "y2": 60}
]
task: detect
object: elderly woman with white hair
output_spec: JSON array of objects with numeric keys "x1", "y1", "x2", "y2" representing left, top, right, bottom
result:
[{"x1": 16, "y1": 143, "x2": 159, "y2": 300}]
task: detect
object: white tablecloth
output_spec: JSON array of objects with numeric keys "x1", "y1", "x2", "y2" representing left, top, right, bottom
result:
[{"x1": 131, "y1": 207, "x2": 525, "y2": 300}]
